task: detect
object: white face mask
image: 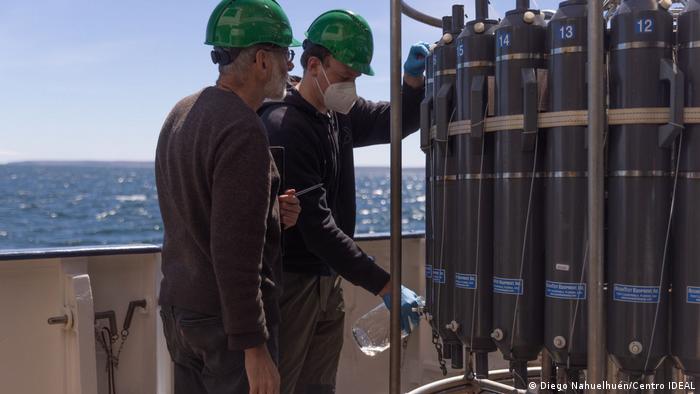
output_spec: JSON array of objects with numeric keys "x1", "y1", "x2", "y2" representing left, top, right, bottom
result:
[{"x1": 314, "y1": 66, "x2": 358, "y2": 115}]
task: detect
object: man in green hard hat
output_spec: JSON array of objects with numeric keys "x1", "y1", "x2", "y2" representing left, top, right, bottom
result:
[
  {"x1": 259, "y1": 9, "x2": 429, "y2": 394},
  {"x1": 155, "y1": 1, "x2": 301, "y2": 393}
]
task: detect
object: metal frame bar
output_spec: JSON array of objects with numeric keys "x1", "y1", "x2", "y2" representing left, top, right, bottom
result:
[
  {"x1": 405, "y1": 368, "x2": 542, "y2": 394},
  {"x1": 401, "y1": 1, "x2": 443, "y2": 28},
  {"x1": 391, "y1": 3, "x2": 439, "y2": 392},
  {"x1": 587, "y1": 0, "x2": 606, "y2": 391},
  {"x1": 389, "y1": 2, "x2": 550, "y2": 393},
  {"x1": 389, "y1": 0, "x2": 403, "y2": 393},
  {"x1": 393, "y1": 0, "x2": 609, "y2": 392}
]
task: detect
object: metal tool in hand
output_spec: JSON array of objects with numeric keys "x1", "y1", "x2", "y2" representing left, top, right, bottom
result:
[{"x1": 293, "y1": 183, "x2": 324, "y2": 197}]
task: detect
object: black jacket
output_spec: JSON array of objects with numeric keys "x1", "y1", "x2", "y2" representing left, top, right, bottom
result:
[{"x1": 259, "y1": 83, "x2": 423, "y2": 295}]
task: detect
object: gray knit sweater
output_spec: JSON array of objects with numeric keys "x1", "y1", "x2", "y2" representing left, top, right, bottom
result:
[{"x1": 156, "y1": 87, "x2": 281, "y2": 350}]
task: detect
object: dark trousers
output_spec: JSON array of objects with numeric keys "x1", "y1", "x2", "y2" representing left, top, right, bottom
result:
[
  {"x1": 160, "y1": 305, "x2": 278, "y2": 394},
  {"x1": 279, "y1": 273, "x2": 345, "y2": 394}
]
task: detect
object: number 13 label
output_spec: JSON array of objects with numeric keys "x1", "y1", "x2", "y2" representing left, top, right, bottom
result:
[{"x1": 559, "y1": 25, "x2": 574, "y2": 40}]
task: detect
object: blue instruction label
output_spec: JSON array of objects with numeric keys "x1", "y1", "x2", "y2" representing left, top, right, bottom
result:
[
  {"x1": 493, "y1": 277, "x2": 523, "y2": 295},
  {"x1": 546, "y1": 281, "x2": 586, "y2": 300},
  {"x1": 455, "y1": 273, "x2": 477, "y2": 290},
  {"x1": 688, "y1": 286, "x2": 700, "y2": 304},
  {"x1": 425, "y1": 265, "x2": 433, "y2": 279},
  {"x1": 613, "y1": 284, "x2": 660, "y2": 303},
  {"x1": 433, "y1": 268, "x2": 446, "y2": 284}
]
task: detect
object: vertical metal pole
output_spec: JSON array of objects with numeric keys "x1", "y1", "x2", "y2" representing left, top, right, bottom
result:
[
  {"x1": 607, "y1": 355, "x2": 619, "y2": 394},
  {"x1": 587, "y1": 0, "x2": 606, "y2": 391},
  {"x1": 389, "y1": 0, "x2": 403, "y2": 393},
  {"x1": 541, "y1": 351, "x2": 555, "y2": 392},
  {"x1": 517, "y1": 0, "x2": 531, "y2": 9}
]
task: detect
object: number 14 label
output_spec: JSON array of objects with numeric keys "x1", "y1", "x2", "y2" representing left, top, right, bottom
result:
[{"x1": 498, "y1": 32, "x2": 511, "y2": 48}]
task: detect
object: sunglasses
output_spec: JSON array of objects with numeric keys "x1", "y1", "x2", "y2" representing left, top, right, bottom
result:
[{"x1": 260, "y1": 46, "x2": 295, "y2": 63}]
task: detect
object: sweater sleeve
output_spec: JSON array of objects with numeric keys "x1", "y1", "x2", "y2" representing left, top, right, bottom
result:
[
  {"x1": 348, "y1": 81, "x2": 424, "y2": 148},
  {"x1": 210, "y1": 124, "x2": 271, "y2": 350},
  {"x1": 263, "y1": 109, "x2": 390, "y2": 295}
]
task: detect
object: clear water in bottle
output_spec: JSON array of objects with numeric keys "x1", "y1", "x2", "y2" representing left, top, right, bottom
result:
[{"x1": 351, "y1": 297, "x2": 424, "y2": 357}]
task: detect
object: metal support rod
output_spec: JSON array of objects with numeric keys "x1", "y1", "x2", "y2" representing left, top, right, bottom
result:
[
  {"x1": 671, "y1": 364, "x2": 686, "y2": 394},
  {"x1": 511, "y1": 361, "x2": 529, "y2": 390},
  {"x1": 587, "y1": 0, "x2": 606, "y2": 390},
  {"x1": 405, "y1": 373, "x2": 533, "y2": 394},
  {"x1": 607, "y1": 355, "x2": 620, "y2": 394},
  {"x1": 557, "y1": 366, "x2": 569, "y2": 387},
  {"x1": 401, "y1": 1, "x2": 442, "y2": 28},
  {"x1": 478, "y1": 379, "x2": 528, "y2": 394},
  {"x1": 490, "y1": 366, "x2": 542, "y2": 381},
  {"x1": 541, "y1": 351, "x2": 555, "y2": 392},
  {"x1": 451, "y1": 4, "x2": 465, "y2": 32},
  {"x1": 475, "y1": 352, "x2": 489, "y2": 378},
  {"x1": 476, "y1": 0, "x2": 489, "y2": 20},
  {"x1": 389, "y1": 0, "x2": 403, "y2": 393}
]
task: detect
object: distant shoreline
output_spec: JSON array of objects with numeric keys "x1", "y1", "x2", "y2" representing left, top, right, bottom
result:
[
  {"x1": 1, "y1": 161, "x2": 425, "y2": 170},
  {"x1": 2, "y1": 161, "x2": 155, "y2": 168}
]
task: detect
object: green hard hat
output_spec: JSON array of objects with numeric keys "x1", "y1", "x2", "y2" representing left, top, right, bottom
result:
[
  {"x1": 205, "y1": 0, "x2": 301, "y2": 48},
  {"x1": 305, "y1": 10, "x2": 375, "y2": 76}
]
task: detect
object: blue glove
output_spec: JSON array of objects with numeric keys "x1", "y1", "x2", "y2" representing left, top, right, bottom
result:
[
  {"x1": 404, "y1": 42, "x2": 431, "y2": 77},
  {"x1": 382, "y1": 285, "x2": 422, "y2": 334}
]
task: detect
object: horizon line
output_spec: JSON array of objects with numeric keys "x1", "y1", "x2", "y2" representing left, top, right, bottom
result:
[{"x1": 1, "y1": 160, "x2": 426, "y2": 169}]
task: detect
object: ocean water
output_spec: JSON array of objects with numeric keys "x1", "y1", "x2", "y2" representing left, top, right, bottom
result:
[{"x1": 0, "y1": 163, "x2": 426, "y2": 250}]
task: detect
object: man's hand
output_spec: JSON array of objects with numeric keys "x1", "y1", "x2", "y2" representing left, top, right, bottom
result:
[
  {"x1": 404, "y1": 41, "x2": 430, "y2": 88},
  {"x1": 382, "y1": 285, "x2": 422, "y2": 334},
  {"x1": 244, "y1": 344, "x2": 280, "y2": 394},
  {"x1": 378, "y1": 280, "x2": 391, "y2": 297},
  {"x1": 278, "y1": 189, "x2": 300, "y2": 229}
]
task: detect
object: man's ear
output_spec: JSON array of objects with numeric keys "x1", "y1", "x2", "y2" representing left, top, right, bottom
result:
[
  {"x1": 307, "y1": 56, "x2": 320, "y2": 76},
  {"x1": 252, "y1": 49, "x2": 272, "y2": 82},
  {"x1": 255, "y1": 49, "x2": 268, "y2": 71}
]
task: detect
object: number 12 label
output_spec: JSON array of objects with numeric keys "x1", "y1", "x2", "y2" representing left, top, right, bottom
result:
[{"x1": 636, "y1": 18, "x2": 653, "y2": 33}]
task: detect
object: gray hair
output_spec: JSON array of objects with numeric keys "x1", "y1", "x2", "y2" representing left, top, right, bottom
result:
[{"x1": 218, "y1": 46, "x2": 260, "y2": 79}]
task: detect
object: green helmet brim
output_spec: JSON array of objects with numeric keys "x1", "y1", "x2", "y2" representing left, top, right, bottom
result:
[
  {"x1": 351, "y1": 62, "x2": 375, "y2": 76},
  {"x1": 363, "y1": 64, "x2": 375, "y2": 76},
  {"x1": 290, "y1": 38, "x2": 303, "y2": 48}
]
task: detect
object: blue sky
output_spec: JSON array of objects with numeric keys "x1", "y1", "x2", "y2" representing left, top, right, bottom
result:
[{"x1": 0, "y1": 0, "x2": 557, "y2": 167}]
